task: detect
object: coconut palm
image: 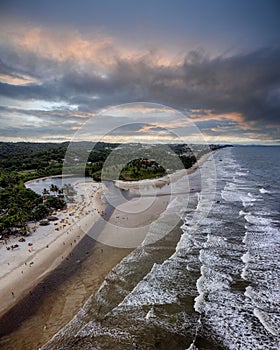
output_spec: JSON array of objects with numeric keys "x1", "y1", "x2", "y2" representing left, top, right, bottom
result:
[
  {"x1": 42, "y1": 188, "x2": 50, "y2": 198},
  {"x1": 49, "y1": 184, "x2": 59, "y2": 196}
]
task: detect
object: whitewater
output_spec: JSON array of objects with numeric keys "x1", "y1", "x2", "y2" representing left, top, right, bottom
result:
[{"x1": 42, "y1": 146, "x2": 280, "y2": 350}]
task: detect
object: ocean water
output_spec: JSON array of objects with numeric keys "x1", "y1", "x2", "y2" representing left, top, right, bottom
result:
[
  {"x1": 42, "y1": 146, "x2": 280, "y2": 350},
  {"x1": 193, "y1": 146, "x2": 280, "y2": 349}
]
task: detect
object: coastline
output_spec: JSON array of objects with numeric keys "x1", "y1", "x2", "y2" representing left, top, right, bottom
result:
[
  {"x1": 24, "y1": 174, "x2": 76, "y2": 186},
  {"x1": 0, "y1": 152, "x2": 213, "y2": 319},
  {"x1": 114, "y1": 151, "x2": 213, "y2": 190},
  {"x1": 0, "y1": 237, "x2": 133, "y2": 349},
  {"x1": 39, "y1": 151, "x2": 216, "y2": 350},
  {"x1": 0, "y1": 151, "x2": 215, "y2": 349},
  {"x1": 0, "y1": 185, "x2": 171, "y2": 349},
  {"x1": 0, "y1": 181, "x2": 106, "y2": 319}
]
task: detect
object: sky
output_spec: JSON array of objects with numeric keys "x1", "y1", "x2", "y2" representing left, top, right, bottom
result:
[{"x1": 0, "y1": 0, "x2": 279, "y2": 144}]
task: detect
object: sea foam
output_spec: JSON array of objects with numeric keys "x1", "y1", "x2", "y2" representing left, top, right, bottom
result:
[
  {"x1": 259, "y1": 188, "x2": 270, "y2": 194},
  {"x1": 253, "y1": 308, "x2": 280, "y2": 336}
]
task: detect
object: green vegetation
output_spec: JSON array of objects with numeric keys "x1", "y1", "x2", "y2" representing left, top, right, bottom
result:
[
  {"x1": 0, "y1": 182, "x2": 41, "y2": 235},
  {"x1": 0, "y1": 141, "x2": 223, "y2": 184},
  {"x1": 91, "y1": 143, "x2": 200, "y2": 181},
  {"x1": 0, "y1": 175, "x2": 66, "y2": 237},
  {"x1": 0, "y1": 141, "x2": 226, "y2": 237},
  {"x1": 0, "y1": 142, "x2": 67, "y2": 182},
  {"x1": 117, "y1": 158, "x2": 166, "y2": 181},
  {"x1": 0, "y1": 141, "x2": 119, "y2": 183}
]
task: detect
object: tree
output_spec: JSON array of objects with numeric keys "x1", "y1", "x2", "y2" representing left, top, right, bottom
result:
[
  {"x1": 44, "y1": 196, "x2": 65, "y2": 210},
  {"x1": 58, "y1": 188, "x2": 63, "y2": 195},
  {"x1": 49, "y1": 184, "x2": 59, "y2": 196},
  {"x1": 42, "y1": 188, "x2": 50, "y2": 198},
  {"x1": 32, "y1": 204, "x2": 49, "y2": 220}
]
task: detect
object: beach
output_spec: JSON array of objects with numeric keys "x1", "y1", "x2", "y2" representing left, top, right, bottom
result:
[
  {"x1": 0, "y1": 180, "x2": 106, "y2": 319},
  {"x1": 0, "y1": 174, "x2": 173, "y2": 349},
  {"x1": 114, "y1": 151, "x2": 212, "y2": 191},
  {"x1": 38, "y1": 146, "x2": 280, "y2": 350},
  {"x1": 0, "y1": 152, "x2": 214, "y2": 349}
]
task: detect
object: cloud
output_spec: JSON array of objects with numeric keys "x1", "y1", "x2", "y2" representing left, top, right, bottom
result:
[
  {"x1": 0, "y1": 21, "x2": 114, "y2": 67},
  {"x1": 0, "y1": 21, "x2": 280, "y2": 143}
]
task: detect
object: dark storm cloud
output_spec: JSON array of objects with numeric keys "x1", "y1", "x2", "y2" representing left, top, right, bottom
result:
[
  {"x1": 2, "y1": 46, "x2": 279, "y2": 129},
  {"x1": 0, "y1": 0, "x2": 280, "y2": 142},
  {"x1": 110, "y1": 47, "x2": 280, "y2": 127},
  {"x1": 0, "y1": 82, "x2": 55, "y2": 101},
  {"x1": 120, "y1": 47, "x2": 280, "y2": 127},
  {"x1": 183, "y1": 48, "x2": 280, "y2": 125},
  {"x1": 0, "y1": 59, "x2": 17, "y2": 77}
]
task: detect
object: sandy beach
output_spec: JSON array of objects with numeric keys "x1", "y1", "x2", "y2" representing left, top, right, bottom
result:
[
  {"x1": 0, "y1": 152, "x2": 213, "y2": 319},
  {"x1": 0, "y1": 180, "x2": 106, "y2": 319},
  {"x1": 0, "y1": 182, "x2": 172, "y2": 349},
  {"x1": 0, "y1": 152, "x2": 214, "y2": 349},
  {"x1": 95, "y1": 193, "x2": 171, "y2": 248}
]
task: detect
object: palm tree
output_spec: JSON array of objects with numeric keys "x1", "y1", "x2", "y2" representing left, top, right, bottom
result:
[
  {"x1": 49, "y1": 184, "x2": 59, "y2": 196},
  {"x1": 42, "y1": 188, "x2": 50, "y2": 199},
  {"x1": 58, "y1": 188, "x2": 63, "y2": 195}
]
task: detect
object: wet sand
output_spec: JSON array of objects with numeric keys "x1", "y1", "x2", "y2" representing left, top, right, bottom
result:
[
  {"x1": 0, "y1": 181, "x2": 106, "y2": 319},
  {"x1": 0, "y1": 152, "x2": 213, "y2": 349},
  {"x1": 0, "y1": 237, "x2": 131, "y2": 350},
  {"x1": 0, "y1": 189, "x2": 171, "y2": 350}
]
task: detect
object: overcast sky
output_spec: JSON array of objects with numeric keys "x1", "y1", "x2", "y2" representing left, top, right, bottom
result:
[{"x1": 0, "y1": 0, "x2": 279, "y2": 144}]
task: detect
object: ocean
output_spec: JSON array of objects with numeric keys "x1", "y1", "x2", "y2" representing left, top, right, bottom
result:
[{"x1": 38, "y1": 146, "x2": 280, "y2": 349}]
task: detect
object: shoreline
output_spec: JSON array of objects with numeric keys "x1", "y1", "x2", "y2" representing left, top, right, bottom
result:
[
  {"x1": 24, "y1": 174, "x2": 76, "y2": 186},
  {"x1": 0, "y1": 237, "x2": 133, "y2": 348},
  {"x1": 0, "y1": 152, "x2": 213, "y2": 319},
  {"x1": 0, "y1": 187, "x2": 172, "y2": 348},
  {"x1": 114, "y1": 151, "x2": 213, "y2": 190},
  {"x1": 39, "y1": 149, "x2": 219, "y2": 350},
  {"x1": 0, "y1": 181, "x2": 106, "y2": 319},
  {"x1": 0, "y1": 151, "x2": 215, "y2": 348}
]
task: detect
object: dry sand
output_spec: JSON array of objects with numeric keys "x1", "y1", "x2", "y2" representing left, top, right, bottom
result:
[
  {"x1": 0, "y1": 151, "x2": 213, "y2": 324},
  {"x1": 0, "y1": 151, "x2": 215, "y2": 350},
  {"x1": 0, "y1": 181, "x2": 106, "y2": 319},
  {"x1": 0, "y1": 186, "x2": 172, "y2": 350}
]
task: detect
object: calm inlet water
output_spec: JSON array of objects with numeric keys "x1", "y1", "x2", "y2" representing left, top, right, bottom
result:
[
  {"x1": 42, "y1": 146, "x2": 280, "y2": 350},
  {"x1": 25, "y1": 176, "x2": 91, "y2": 194}
]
